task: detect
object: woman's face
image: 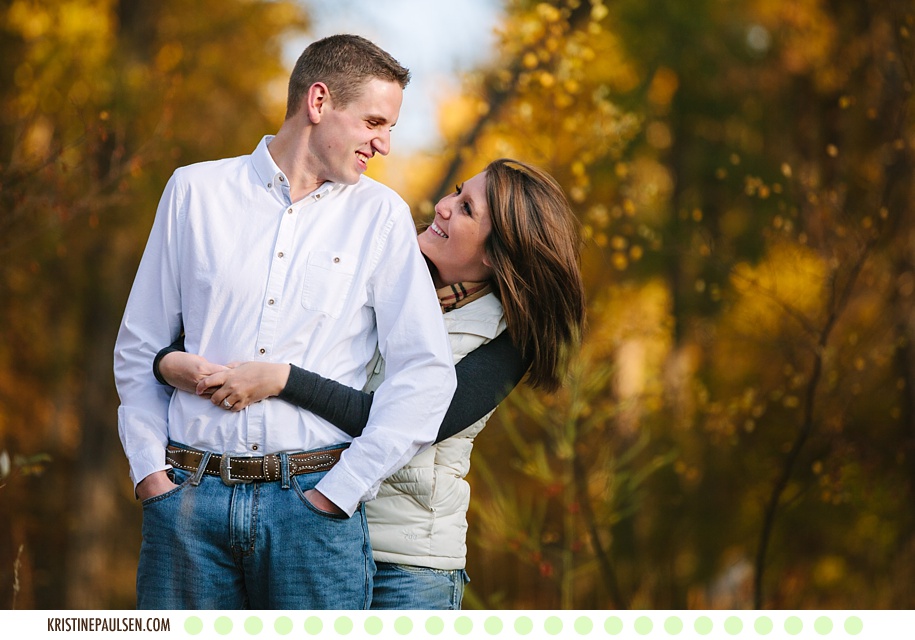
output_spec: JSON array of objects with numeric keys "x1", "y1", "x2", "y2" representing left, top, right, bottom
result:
[{"x1": 418, "y1": 171, "x2": 493, "y2": 288}]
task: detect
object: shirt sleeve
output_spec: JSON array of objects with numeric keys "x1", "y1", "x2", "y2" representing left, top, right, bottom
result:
[
  {"x1": 314, "y1": 209, "x2": 457, "y2": 515},
  {"x1": 113, "y1": 173, "x2": 185, "y2": 489},
  {"x1": 277, "y1": 329, "x2": 528, "y2": 443}
]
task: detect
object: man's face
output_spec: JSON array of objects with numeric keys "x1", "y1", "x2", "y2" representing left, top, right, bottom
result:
[{"x1": 310, "y1": 78, "x2": 403, "y2": 185}]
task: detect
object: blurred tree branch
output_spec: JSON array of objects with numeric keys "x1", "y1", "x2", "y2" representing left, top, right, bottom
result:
[
  {"x1": 423, "y1": 0, "x2": 595, "y2": 203},
  {"x1": 752, "y1": 237, "x2": 872, "y2": 609}
]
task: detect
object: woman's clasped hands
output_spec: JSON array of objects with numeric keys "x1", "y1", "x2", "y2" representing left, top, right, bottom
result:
[{"x1": 158, "y1": 352, "x2": 290, "y2": 412}]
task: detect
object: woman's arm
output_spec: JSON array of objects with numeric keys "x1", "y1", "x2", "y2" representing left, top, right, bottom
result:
[
  {"x1": 154, "y1": 335, "x2": 284, "y2": 408},
  {"x1": 277, "y1": 330, "x2": 529, "y2": 443},
  {"x1": 152, "y1": 330, "x2": 529, "y2": 443},
  {"x1": 153, "y1": 334, "x2": 186, "y2": 385},
  {"x1": 436, "y1": 330, "x2": 529, "y2": 442},
  {"x1": 155, "y1": 334, "x2": 230, "y2": 394}
]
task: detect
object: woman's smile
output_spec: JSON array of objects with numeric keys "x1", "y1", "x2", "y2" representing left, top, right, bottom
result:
[{"x1": 429, "y1": 222, "x2": 449, "y2": 238}]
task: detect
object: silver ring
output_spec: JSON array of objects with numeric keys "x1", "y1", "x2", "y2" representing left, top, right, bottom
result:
[{"x1": 222, "y1": 399, "x2": 231, "y2": 409}]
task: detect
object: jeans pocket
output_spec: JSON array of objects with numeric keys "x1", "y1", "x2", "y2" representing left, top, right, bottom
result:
[
  {"x1": 141, "y1": 468, "x2": 193, "y2": 507},
  {"x1": 291, "y1": 475, "x2": 350, "y2": 521},
  {"x1": 389, "y1": 563, "x2": 436, "y2": 575},
  {"x1": 303, "y1": 497, "x2": 350, "y2": 520}
]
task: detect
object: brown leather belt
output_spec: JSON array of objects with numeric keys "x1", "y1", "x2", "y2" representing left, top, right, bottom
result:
[{"x1": 166, "y1": 444, "x2": 345, "y2": 486}]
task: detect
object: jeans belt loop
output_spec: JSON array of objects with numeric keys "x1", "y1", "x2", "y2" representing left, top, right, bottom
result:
[
  {"x1": 280, "y1": 452, "x2": 291, "y2": 490},
  {"x1": 190, "y1": 451, "x2": 211, "y2": 487},
  {"x1": 220, "y1": 453, "x2": 252, "y2": 487}
]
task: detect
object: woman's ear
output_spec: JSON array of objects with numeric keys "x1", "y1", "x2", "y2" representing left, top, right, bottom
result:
[
  {"x1": 482, "y1": 255, "x2": 495, "y2": 281},
  {"x1": 305, "y1": 82, "x2": 330, "y2": 123}
]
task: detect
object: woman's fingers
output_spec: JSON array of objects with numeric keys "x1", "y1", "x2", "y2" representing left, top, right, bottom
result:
[
  {"x1": 197, "y1": 370, "x2": 228, "y2": 397},
  {"x1": 199, "y1": 362, "x2": 286, "y2": 410}
]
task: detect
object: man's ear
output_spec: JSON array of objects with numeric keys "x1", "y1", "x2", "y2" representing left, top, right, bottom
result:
[{"x1": 305, "y1": 82, "x2": 331, "y2": 123}]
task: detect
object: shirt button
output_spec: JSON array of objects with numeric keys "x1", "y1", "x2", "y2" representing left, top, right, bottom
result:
[
  {"x1": 259, "y1": 348, "x2": 266, "y2": 355},
  {"x1": 267, "y1": 182, "x2": 272, "y2": 189},
  {"x1": 267, "y1": 298, "x2": 275, "y2": 305},
  {"x1": 333, "y1": 257, "x2": 340, "y2": 263},
  {"x1": 287, "y1": 208, "x2": 293, "y2": 214},
  {"x1": 251, "y1": 444, "x2": 259, "y2": 451},
  {"x1": 277, "y1": 251, "x2": 284, "y2": 258},
  {"x1": 278, "y1": 176, "x2": 284, "y2": 182},
  {"x1": 315, "y1": 193, "x2": 322, "y2": 200}
]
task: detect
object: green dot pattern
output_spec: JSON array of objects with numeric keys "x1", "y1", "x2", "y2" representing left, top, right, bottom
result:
[
  {"x1": 303, "y1": 616, "x2": 322, "y2": 635},
  {"x1": 815, "y1": 616, "x2": 834, "y2": 635},
  {"x1": 634, "y1": 616, "x2": 653, "y2": 635},
  {"x1": 244, "y1": 616, "x2": 263, "y2": 635},
  {"x1": 177, "y1": 612, "x2": 871, "y2": 638},
  {"x1": 455, "y1": 615, "x2": 473, "y2": 635},
  {"x1": 725, "y1": 616, "x2": 743, "y2": 635},
  {"x1": 184, "y1": 616, "x2": 203, "y2": 635},
  {"x1": 484, "y1": 616, "x2": 504, "y2": 634},
  {"x1": 515, "y1": 616, "x2": 534, "y2": 635},
  {"x1": 425, "y1": 616, "x2": 445, "y2": 635},
  {"x1": 574, "y1": 615, "x2": 593, "y2": 634},
  {"x1": 785, "y1": 615, "x2": 804, "y2": 635},
  {"x1": 695, "y1": 616, "x2": 713, "y2": 635},
  {"x1": 755, "y1": 616, "x2": 774, "y2": 635},
  {"x1": 333, "y1": 616, "x2": 353, "y2": 635},
  {"x1": 273, "y1": 616, "x2": 293, "y2": 636},
  {"x1": 214, "y1": 616, "x2": 233, "y2": 636},
  {"x1": 364, "y1": 616, "x2": 383, "y2": 635},
  {"x1": 393, "y1": 616, "x2": 412, "y2": 634},
  {"x1": 664, "y1": 616, "x2": 683, "y2": 635},
  {"x1": 605, "y1": 616, "x2": 624, "y2": 635},
  {"x1": 845, "y1": 616, "x2": 864, "y2": 635}
]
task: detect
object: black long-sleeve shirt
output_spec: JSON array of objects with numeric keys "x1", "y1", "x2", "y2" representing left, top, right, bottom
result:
[{"x1": 154, "y1": 330, "x2": 529, "y2": 444}]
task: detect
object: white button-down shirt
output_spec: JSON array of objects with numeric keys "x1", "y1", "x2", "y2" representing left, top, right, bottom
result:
[{"x1": 114, "y1": 136, "x2": 456, "y2": 515}]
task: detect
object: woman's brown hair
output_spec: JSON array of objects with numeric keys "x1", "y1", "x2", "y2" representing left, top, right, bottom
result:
[{"x1": 484, "y1": 159, "x2": 586, "y2": 392}]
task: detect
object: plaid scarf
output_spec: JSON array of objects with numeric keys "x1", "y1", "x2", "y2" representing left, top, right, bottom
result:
[{"x1": 437, "y1": 281, "x2": 492, "y2": 313}]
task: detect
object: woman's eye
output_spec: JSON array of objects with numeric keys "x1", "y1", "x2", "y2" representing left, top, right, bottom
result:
[{"x1": 462, "y1": 202, "x2": 472, "y2": 215}]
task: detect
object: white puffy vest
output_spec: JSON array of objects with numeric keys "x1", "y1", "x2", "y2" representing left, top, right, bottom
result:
[{"x1": 361, "y1": 293, "x2": 506, "y2": 569}]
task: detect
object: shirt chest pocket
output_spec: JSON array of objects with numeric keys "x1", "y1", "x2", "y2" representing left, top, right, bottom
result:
[{"x1": 301, "y1": 251, "x2": 357, "y2": 318}]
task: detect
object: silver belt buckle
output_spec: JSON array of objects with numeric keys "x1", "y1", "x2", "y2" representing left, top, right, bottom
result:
[{"x1": 219, "y1": 453, "x2": 252, "y2": 486}]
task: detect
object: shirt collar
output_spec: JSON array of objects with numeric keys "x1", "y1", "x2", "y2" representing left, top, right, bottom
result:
[
  {"x1": 251, "y1": 135, "x2": 282, "y2": 191},
  {"x1": 252, "y1": 135, "x2": 341, "y2": 202}
]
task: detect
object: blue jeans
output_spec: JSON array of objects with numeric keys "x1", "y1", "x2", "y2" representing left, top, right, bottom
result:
[
  {"x1": 136, "y1": 446, "x2": 374, "y2": 610},
  {"x1": 371, "y1": 561, "x2": 468, "y2": 610}
]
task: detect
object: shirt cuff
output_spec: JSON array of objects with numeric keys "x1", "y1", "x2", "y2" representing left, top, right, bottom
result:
[{"x1": 313, "y1": 458, "x2": 370, "y2": 517}]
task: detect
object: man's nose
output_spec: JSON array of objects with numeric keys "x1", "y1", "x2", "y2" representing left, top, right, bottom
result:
[{"x1": 373, "y1": 128, "x2": 391, "y2": 156}]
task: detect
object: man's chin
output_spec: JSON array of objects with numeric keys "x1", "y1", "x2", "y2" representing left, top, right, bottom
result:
[{"x1": 341, "y1": 170, "x2": 364, "y2": 185}]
